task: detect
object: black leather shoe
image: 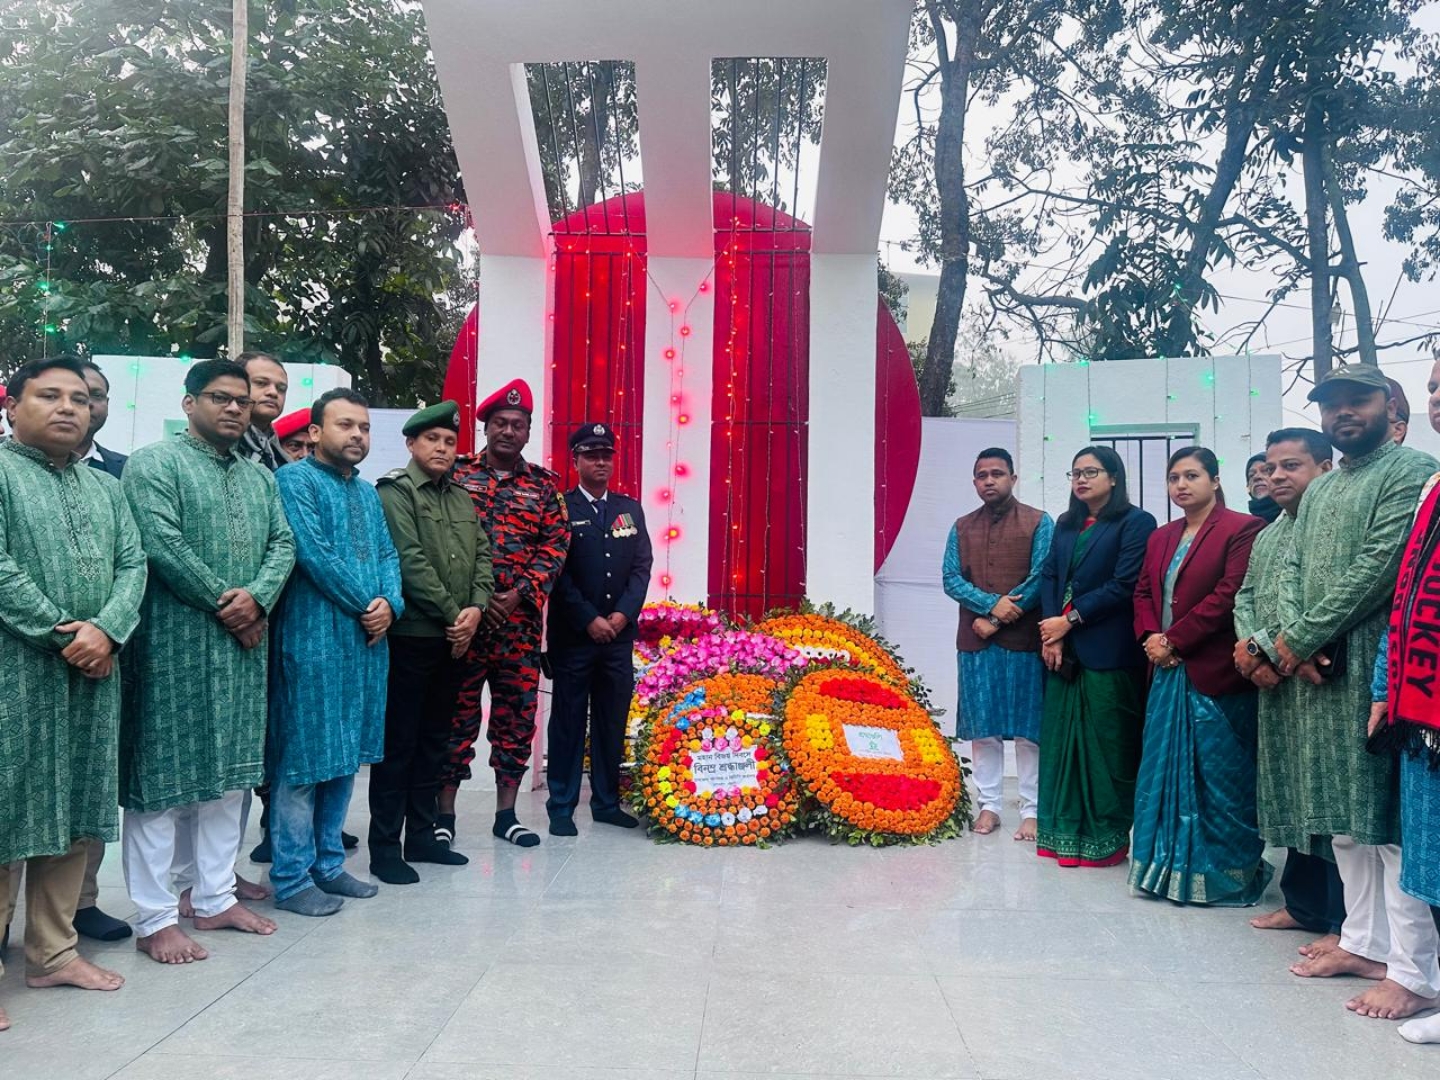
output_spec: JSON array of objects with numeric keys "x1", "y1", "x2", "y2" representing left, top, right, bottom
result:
[{"x1": 549, "y1": 817, "x2": 579, "y2": 836}]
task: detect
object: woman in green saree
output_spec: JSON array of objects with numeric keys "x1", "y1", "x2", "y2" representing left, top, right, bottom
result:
[{"x1": 1037, "y1": 446, "x2": 1156, "y2": 867}]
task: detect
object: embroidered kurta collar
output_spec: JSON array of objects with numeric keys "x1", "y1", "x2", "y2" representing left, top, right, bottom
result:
[
  {"x1": 1339, "y1": 437, "x2": 1396, "y2": 472},
  {"x1": 176, "y1": 430, "x2": 243, "y2": 463},
  {"x1": 0, "y1": 438, "x2": 79, "y2": 471},
  {"x1": 307, "y1": 455, "x2": 360, "y2": 481}
]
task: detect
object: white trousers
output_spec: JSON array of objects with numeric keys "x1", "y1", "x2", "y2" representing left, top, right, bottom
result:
[
  {"x1": 971, "y1": 737, "x2": 1039, "y2": 819},
  {"x1": 172, "y1": 788, "x2": 253, "y2": 892},
  {"x1": 1333, "y1": 835, "x2": 1440, "y2": 998},
  {"x1": 123, "y1": 791, "x2": 243, "y2": 938}
]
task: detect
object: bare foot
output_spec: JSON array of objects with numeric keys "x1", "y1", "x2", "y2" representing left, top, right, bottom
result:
[
  {"x1": 0, "y1": 1003, "x2": 9, "y2": 1031},
  {"x1": 178, "y1": 887, "x2": 194, "y2": 919},
  {"x1": 1290, "y1": 945, "x2": 1385, "y2": 980},
  {"x1": 1013, "y1": 817, "x2": 1037, "y2": 842},
  {"x1": 1346, "y1": 979, "x2": 1438, "y2": 1020},
  {"x1": 1251, "y1": 907, "x2": 1304, "y2": 931},
  {"x1": 192, "y1": 903, "x2": 277, "y2": 936},
  {"x1": 235, "y1": 874, "x2": 271, "y2": 901},
  {"x1": 136, "y1": 925, "x2": 209, "y2": 965},
  {"x1": 1298, "y1": 933, "x2": 1342, "y2": 957},
  {"x1": 25, "y1": 955, "x2": 125, "y2": 990},
  {"x1": 973, "y1": 809, "x2": 1001, "y2": 835}
]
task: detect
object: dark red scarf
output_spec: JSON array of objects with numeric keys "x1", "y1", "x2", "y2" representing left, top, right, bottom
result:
[{"x1": 1386, "y1": 478, "x2": 1440, "y2": 765}]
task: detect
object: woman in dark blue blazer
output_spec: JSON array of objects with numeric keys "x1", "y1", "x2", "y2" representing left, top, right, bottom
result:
[{"x1": 1036, "y1": 445, "x2": 1156, "y2": 867}]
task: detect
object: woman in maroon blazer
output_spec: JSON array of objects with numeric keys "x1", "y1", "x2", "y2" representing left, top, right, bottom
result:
[{"x1": 1128, "y1": 446, "x2": 1272, "y2": 906}]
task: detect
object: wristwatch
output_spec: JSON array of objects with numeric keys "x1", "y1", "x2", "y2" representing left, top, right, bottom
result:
[
  {"x1": 1066, "y1": 609, "x2": 1082, "y2": 626},
  {"x1": 1245, "y1": 638, "x2": 1262, "y2": 658},
  {"x1": 985, "y1": 615, "x2": 1002, "y2": 629}
]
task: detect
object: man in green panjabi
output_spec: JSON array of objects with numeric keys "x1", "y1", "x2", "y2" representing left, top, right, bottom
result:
[
  {"x1": 1270, "y1": 365, "x2": 1440, "y2": 1021},
  {"x1": 0, "y1": 356, "x2": 147, "y2": 1032},
  {"x1": 120, "y1": 359, "x2": 296, "y2": 966}
]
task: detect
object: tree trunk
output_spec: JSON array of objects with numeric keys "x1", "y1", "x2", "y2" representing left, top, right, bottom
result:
[
  {"x1": 226, "y1": 0, "x2": 248, "y2": 358},
  {"x1": 1302, "y1": 96, "x2": 1332, "y2": 379},
  {"x1": 577, "y1": 62, "x2": 615, "y2": 210},
  {"x1": 1323, "y1": 148, "x2": 1378, "y2": 367},
  {"x1": 918, "y1": 0, "x2": 979, "y2": 417},
  {"x1": 1158, "y1": 49, "x2": 1277, "y2": 358}
]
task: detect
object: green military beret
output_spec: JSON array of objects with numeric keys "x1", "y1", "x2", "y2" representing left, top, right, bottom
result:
[{"x1": 403, "y1": 400, "x2": 461, "y2": 438}]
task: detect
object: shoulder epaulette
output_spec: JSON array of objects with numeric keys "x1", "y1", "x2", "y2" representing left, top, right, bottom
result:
[{"x1": 375, "y1": 467, "x2": 408, "y2": 488}]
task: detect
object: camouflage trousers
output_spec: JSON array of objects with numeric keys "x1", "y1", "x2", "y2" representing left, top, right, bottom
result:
[{"x1": 444, "y1": 616, "x2": 542, "y2": 791}]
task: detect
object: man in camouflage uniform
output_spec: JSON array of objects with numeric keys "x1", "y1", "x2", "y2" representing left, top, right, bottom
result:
[{"x1": 440, "y1": 379, "x2": 569, "y2": 848}]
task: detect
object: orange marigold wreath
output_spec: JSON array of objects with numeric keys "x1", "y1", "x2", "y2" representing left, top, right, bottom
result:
[
  {"x1": 782, "y1": 667, "x2": 968, "y2": 844},
  {"x1": 755, "y1": 612, "x2": 910, "y2": 688},
  {"x1": 631, "y1": 673, "x2": 800, "y2": 847}
]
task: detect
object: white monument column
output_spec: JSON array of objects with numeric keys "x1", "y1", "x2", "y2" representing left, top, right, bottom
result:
[{"x1": 806, "y1": 255, "x2": 879, "y2": 612}]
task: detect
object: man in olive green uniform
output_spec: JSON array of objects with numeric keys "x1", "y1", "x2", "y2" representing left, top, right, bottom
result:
[{"x1": 369, "y1": 401, "x2": 494, "y2": 884}]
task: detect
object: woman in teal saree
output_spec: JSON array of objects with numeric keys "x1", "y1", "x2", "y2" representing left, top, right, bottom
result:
[{"x1": 1129, "y1": 446, "x2": 1271, "y2": 904}]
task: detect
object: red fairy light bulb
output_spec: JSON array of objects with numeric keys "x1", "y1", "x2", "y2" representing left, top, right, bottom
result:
[
  {"x1": 668, "y1": 299, "x2": 679, "y2": 312},
  {"x1": 664, "y1": 347, "x2": 676, "y2": 360},
  {"x1": 660, "y1": 574, "x2": 672, "y2": 588},
  {"x1": 674, "y1": 463, "x2": 689, "y2": 477},
  {"x1": 665, "y1": 526, "x2": 682, "y2": 542},
  {"x1": 679, "y1": 325, "x2": 691, "y2": 337},
  {"x1": 658, "y1": 488, "x2": 672, "y2": 502},
  {"x1": 677, "y1": 414, "x2": 691, "y2": 425}
]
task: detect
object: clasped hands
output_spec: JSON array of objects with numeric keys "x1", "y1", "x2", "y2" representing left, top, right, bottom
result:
[
  {"x1": 56, "y1": 620, "x2": 115, "y2": 679},
  {"x1": 1143, "y1": 634, "x2": 1181, "y2": 670},
  {"x1": 1232, "y1": 634, "x2": 1330, "y2": 689},
  {"x1": 588, "y1": 612, "x2": 629, "y2": 644},
  {"x1": 972, "y1": 594, "x2": 1024, "y2": 642}
]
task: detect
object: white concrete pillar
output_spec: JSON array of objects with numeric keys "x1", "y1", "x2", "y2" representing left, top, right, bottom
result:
[
  {"x1": 642, "y1": 257, "x2": 715, "y2": 603},
  {"x1": 807, "y1": 253, "x2": 878, "y2": 613}
]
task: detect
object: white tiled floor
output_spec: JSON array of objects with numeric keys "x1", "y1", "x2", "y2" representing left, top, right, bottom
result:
[{"x1": 3, "y1": 774, "x2": 1438, "y2": 1078}]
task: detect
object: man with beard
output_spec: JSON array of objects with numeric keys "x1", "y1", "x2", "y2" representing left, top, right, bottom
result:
[
  {"x1": 1271, "y1": 365, "x2": 1439, "y2": 1022},
  {"x1": 1236, "y1": 429, "x2": 1341, "y2": 941},
  {"x1": 233, "y1": 353, "x2": 356, "y2": 865},
  {"x1": 942, "y1": 448, "x2": 1053, "y2": 840},
  {"x1": 269, "y1": 389, "x2": 401, "y2": 915},
  {"x1": 120, "y1": 360, "x2": 295, "y2": 964},
  {"x1": 441, "y1": 380, "x2": 569, "y2": 849},
  {"x1": 0, "y1": 356, "x2": 147, "y2": 1030}
]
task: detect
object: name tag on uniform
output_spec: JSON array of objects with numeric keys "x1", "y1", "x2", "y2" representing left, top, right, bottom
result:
[{"x1": 611, "y1": 512, "x2": 638, "y2": 538}]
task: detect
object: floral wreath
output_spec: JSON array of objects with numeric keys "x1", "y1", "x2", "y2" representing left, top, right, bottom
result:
[
  {"x1": 632, "y1": 672, "x2": 799, "y2": 846},
  {"x1": 755, "y1": 605, "x2": 930, "y2": 709},
  {"x1": 634, "y1": 601, "x2": 726, "y2": 667},
  {"x1": 781, "y1": 667, "x2": 969, "y2": 845}
]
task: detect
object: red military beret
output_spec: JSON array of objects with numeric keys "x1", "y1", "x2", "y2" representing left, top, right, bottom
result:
[
  {"x1": 477, "y1": 378, "x2": 533, "y2": 421},
  {"x1": 273, "y1": 408, "x2": 312, "y2": 441}
]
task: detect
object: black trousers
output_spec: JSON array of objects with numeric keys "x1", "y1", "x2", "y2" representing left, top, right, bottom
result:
[
  {"x1": 368, "y1": 636, "x2": 464, "y2": 859},
  {"x1": 545, "y1": 638, "x2": 634, "y2": 819},
  {"x1": 1280, "y1": 847, "x2": 1346, "y2": 934}
]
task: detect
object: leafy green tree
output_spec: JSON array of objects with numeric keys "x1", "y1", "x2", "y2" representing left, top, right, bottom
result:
[{"x1": 0, "y1": 0, "x2": 468, "y2": 404}]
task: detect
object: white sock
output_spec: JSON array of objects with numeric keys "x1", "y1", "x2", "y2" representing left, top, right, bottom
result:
[{"x1": 1398, "y1": 1011, "x2": 1440, "y2": 1044}]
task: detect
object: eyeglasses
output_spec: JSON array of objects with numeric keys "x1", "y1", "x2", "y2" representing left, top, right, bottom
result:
[
  {"x1": 1066, "y1": 467, "x2": 1108, "y2": 481},
  {"x1": 197, "y1": 391, "x2": 254, "y2": 409}
]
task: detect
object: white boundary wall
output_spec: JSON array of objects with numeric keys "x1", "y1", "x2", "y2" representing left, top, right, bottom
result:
[{"x1": 1018, "y1": 355, "x2": 1283, "y2": 518}]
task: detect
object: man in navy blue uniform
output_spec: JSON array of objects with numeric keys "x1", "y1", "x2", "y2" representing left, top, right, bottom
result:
[{"x1": 545, "y1": 422, "x2": 653, "y2": 836}]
